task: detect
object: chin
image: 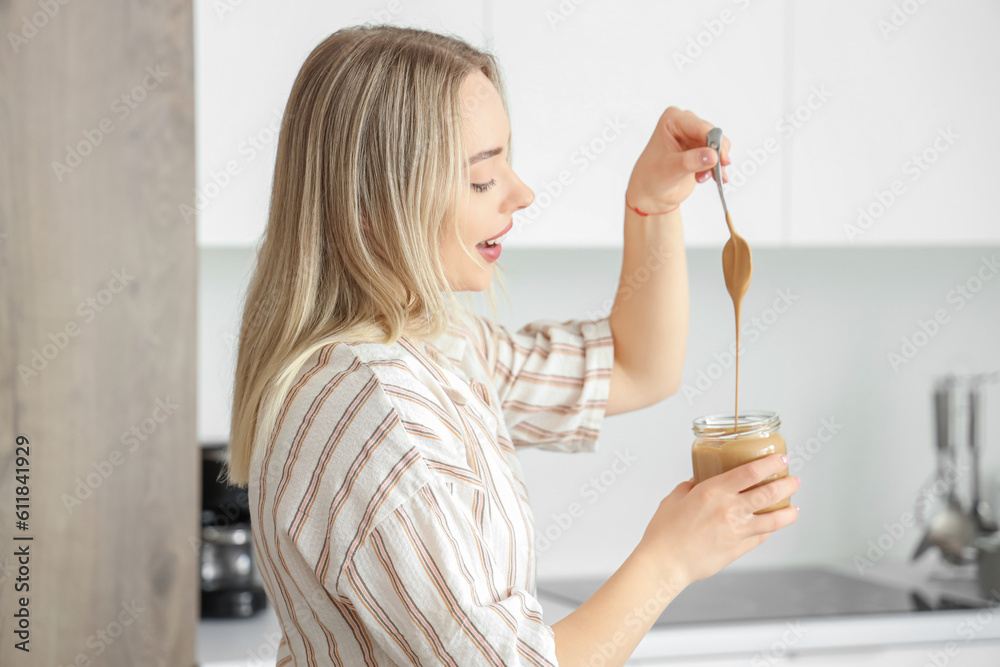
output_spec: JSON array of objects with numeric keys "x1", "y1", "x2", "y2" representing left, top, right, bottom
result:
[
  {"x1": 456, "y1": 267, "x2": 493, "y2": 292},
  {"x1": 461, "y1": 278, "x2": 491, "y2": 292}
]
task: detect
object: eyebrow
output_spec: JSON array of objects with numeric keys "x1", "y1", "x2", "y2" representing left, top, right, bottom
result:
[
  {"x1": 468, "y1": 129, "x2": 512, "y2": 165},
  {"x1": 469, "y1": 147, "x2": 503, "y2": 165}
]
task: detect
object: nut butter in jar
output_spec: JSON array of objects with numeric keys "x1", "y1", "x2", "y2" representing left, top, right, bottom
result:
[{"x1": 691, "y1": 411, "x2": 790, "y2": 515}]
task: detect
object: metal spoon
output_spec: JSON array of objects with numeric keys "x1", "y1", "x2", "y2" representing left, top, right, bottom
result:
[
  {"x1": 706, "y1": 128, "x2": 753, "y2": 308},
  {"x1": 912, "y1": 394, "x2": 948, "y2": 561},
  {"x1": 925, "y1": 377, "x2": 978, "y2": 564},
  {"x1": 969, "y1": 375, "x2": 999, "y2": 534}
]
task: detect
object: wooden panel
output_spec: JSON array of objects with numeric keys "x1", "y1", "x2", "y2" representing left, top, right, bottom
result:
[{"x1": 0, "y1": 1, "x2": 197, "y2": 666}]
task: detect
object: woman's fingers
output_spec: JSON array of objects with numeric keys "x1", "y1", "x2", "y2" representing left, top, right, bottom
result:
[
  {"x1": 675, "y1": 146, "x2": 718, "y2": 175},
  {"x1": 662, "y1": 107, "x2": 715, "y2": 149},
  {"x1": 697, "y1": 167, "x2": 728, "y2": 184},
  {"x1": 657, "y1": 107, "x2": 730, "y2": 183},
  {"x1": 665, "y1": 108, "x2": 731, "y2": 183},
  {"x1": 747, "y1": 503, "x2": 800, "y2": 537},
  {"x1": 719, "y1": 453, "x2": 789, "y2": 494},
  {"x1": 664, "y1": 108, "x2": 731, "y2": 162},
  {"x1": 740, "y1": 474, "x2": 799, "y2": 515}
]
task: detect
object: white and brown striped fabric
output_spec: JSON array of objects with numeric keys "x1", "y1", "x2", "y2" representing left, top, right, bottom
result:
[{"x1": 249, "y1": 310, "x2": 615, "y2": 666}]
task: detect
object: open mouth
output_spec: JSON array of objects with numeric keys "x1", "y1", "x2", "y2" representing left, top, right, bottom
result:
[{"x1": 476, "y1": 221, "x2": 513, "y2": 249}]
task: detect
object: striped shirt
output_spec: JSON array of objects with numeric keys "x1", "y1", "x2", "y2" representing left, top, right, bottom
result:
[{"x1": 249, "y1": 310, "x2": 615, "y2": 666}]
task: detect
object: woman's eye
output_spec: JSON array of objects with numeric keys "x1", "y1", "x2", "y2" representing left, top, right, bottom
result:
[{"x1": 471, "y1": 179, "x2": 496, "y2": 193}]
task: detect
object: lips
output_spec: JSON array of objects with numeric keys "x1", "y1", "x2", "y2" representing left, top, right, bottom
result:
[{"x1": 479, "y1": 221, "x2": 513, "y2": 244}]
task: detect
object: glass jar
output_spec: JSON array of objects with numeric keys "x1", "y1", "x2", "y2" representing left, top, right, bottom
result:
[{"x1": 691, "y1": 411, "x2": 790, "y2": 515}]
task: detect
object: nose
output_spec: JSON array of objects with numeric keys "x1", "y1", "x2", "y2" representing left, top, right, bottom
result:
[{"x1": 509, "y1": 168, "x2": 534, "y2": 213}]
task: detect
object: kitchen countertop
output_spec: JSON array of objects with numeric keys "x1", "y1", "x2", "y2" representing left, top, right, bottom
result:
[
  {"x1": 539, "y1": 554, "x2": 1000, "y2": 663},
  {"x1": 199, "y1": 606, "x2": 283, "y2": 667},
  {"x1": 197, "y1": 554, "x2": 1000, "y2": 666}
]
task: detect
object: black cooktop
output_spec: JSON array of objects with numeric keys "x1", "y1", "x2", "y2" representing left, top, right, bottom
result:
[{"x1": 536, "y1": 566, "x2": 992, "y2": 626}]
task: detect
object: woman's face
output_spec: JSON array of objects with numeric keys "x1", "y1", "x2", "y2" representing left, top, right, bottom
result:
[{"x1": 439, "y1": 71, "x2": 534, "y2": 292}]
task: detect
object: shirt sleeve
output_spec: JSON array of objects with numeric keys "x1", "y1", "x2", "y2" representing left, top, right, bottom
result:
[
  {"x1": 340, "y1": 480, "x2": 560, "y2": 666},
  {"x1": 468, "y1": 314, "x2": 615, "y2": 453}
]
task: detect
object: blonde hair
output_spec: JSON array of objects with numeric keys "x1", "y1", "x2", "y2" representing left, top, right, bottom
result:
[{"x1": 224, "y1": 24, "x2": 514, "y2": 488}]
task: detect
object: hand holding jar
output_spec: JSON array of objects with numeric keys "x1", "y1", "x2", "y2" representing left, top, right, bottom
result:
[{"x1": 636, "y1": 444, "x2": 800, "y2": 588}]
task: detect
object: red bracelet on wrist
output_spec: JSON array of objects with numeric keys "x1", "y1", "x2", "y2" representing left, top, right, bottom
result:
[{"x1": 624, "y1": 195, "x2": 679, "y2": 217}]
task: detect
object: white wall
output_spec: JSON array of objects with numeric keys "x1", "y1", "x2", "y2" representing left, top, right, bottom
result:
[{"x1": 199, "y1": 244, "x2": 1000, "y2": 578}]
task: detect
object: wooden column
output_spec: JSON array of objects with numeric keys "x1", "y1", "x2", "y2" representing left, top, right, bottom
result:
[{"x1": 0, "y1": 1, "x2": 197, "y2": 665}]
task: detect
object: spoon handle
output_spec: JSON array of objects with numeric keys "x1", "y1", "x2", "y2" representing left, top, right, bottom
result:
[{"x1": 706, "y1": 127, "x2": 731, "y2": 227}]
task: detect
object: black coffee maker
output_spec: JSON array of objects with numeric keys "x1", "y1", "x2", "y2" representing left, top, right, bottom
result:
[{"x1": 200, "y1": 443, "x2": 268, "y2": 618}]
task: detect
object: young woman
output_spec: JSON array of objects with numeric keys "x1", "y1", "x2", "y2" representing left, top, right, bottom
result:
[{"x1": 225, "y1": 24, "x2": 799, "y2": 667}]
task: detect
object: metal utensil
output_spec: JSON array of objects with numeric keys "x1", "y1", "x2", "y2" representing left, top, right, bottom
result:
[
  {"x1": 973, "y1": 531, "x2": 1000, "y2": 601},
  {"x1": 968, "y1": 376, "x2": 999, "y2": 534},
  {"x1": 706, "y1": 128, "x2": 752, "y2": 307},
  {"x1": 913, "y1": 380, "x2": 953, "y2": 560},
  {"x1": 924, "y1": 377, "x2": 979, "y2": 564},
  {"x1": 706, "y1": 128, "x2": 729, "y2": 215},
  {"x1": 913, "y1": 399, "x2": 947, "y2": 561}
]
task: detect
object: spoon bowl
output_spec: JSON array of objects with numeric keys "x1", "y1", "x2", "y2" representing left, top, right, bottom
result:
[
  {"x1": 932, "y1": 494, "x2": 980, "y2": 564},
  {"x1": 722, "y1": 214, "x2": 753, "y2": 307}
]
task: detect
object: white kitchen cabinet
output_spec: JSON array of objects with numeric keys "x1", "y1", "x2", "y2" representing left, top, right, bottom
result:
[
  {"x1": 193, "y1": 0, "x2": 485, "y2": 248},
  {"x1": 786, "y1": 0, "x2": 1000, "y2": 246},
  {"x1": 195, "y1": 1, "x2": 998, "y2": 249},
  {"x1": 491, "y1": 1, "x2": 786, "y2": 249}
]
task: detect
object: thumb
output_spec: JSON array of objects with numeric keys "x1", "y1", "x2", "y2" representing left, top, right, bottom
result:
[
  {"x1": 645, "y1": 148, "x2": 717, "y2": 194},
  {"x1": 676, "y1": 147, "x2": 718, "y2": 175}
]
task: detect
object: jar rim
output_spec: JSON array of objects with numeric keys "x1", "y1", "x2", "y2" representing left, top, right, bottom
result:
[{"x1": 692, "y1": 411, "x2": 781, "y2": 438}]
